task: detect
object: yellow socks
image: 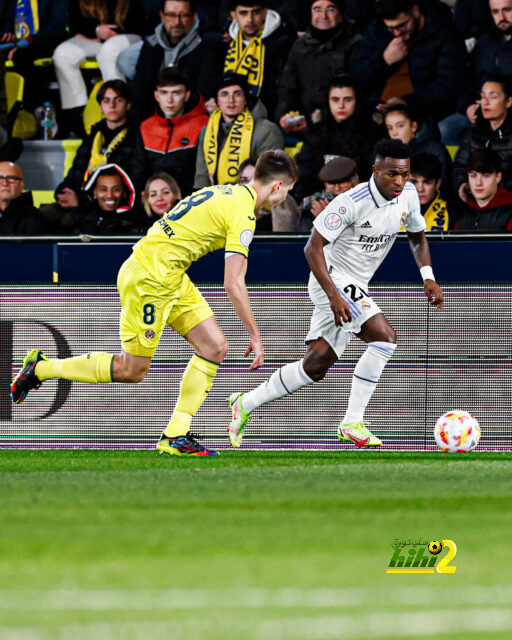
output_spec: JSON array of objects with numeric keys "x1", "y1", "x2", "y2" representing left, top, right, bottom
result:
[
  {"x1": 35, "y1": 352, "x2": 114, "y2": 383},
  {"x1": 164, "y1": 355, "x2": 219, "y2": 438}
]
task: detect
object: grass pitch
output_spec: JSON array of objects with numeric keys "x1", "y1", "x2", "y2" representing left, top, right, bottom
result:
[{"x1": 1, "y1": 450, "x2": 512, "y2": 639}]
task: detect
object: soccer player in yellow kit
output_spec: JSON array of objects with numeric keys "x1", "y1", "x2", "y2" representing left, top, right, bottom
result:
[{"x1": 11, "y1": 151, "x2": 298, "y2": 456}]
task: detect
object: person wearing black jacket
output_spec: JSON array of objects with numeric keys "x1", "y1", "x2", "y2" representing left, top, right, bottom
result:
[
  {"x1": 55, "y1": 80, "x2": 136, "y2": 209},
  {"x1": 0, "y1": 161, "x2": 46, "y2": 235},
  {"x1": 130, "y1": 0, "x2": 224, "y2": 123},
  {"x1": 295, "y1": 75, "x2": 382, "y2": 200},
  {"x1": 351, "y1": 0, "x2": 468, "y2": 122},
  {"x1": 276, "y1": 0, "x2": 362, "y2": 131},
  {"x1": 52, "y1": 0, "x2": 142, "y2": 136},
  {"x1": 453, "y1": 78, "x2": 512, "y2": 197}
]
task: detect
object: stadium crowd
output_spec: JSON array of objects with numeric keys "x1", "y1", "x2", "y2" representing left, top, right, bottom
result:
[{"x1": 1, "y1": 0, "x2": 512, "y2": 235}]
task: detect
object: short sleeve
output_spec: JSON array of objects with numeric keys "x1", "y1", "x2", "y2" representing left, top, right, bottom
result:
[
  {"x1": 403, "y1": 185, "x2": 427, "y2": 233},
  {"x1": 313, "y1": 195, "x2": 357, "y2": 243},
  {"x1": 225, "y1": 193, "x2": 256, "y2": 258}
]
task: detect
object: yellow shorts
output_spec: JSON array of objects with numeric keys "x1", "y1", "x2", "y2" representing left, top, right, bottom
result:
[{"x1": 117, "y1": 254, "x2": 214, "y2": 357}]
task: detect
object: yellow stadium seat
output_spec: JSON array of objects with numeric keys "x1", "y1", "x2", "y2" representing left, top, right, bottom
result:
[
  {"x1": 285, "y1": 141, "x2": 303, "y2": 162},
  {"x1": 83, "y1": 80, "x2": 105, "y2": 134},
  {"x1": 5, "y1": 59, "x2": 13, "y2": 68},
  {"x1": 33, "y1": 57, "x2": 99, "y2": 70},
  {"x1": 5, "y1": 71, "x2": 25, "y2": 112},
  {"x1": 62, "y1": 139, "x2": 83, "y2": 177},
  {"x1": 446, "y1": 145, "x2": 459, "y2": 162},
  {"x1": 31, "y1": 190, "x2": 55, "y2": 207}
]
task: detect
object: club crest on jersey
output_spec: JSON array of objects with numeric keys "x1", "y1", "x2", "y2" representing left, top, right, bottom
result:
[
  {"x1": 325, "y1": 213, "x2": 342, "y2": 230},
  {"x1": 240, "y1": 228, "x2": 254, "y2": 247},
  {"x1": 145, "y1": 330, "x2": 156, "y2": 340},
  {"x1": 400, "y1": 212, "x2": 407, "y2": 225}
]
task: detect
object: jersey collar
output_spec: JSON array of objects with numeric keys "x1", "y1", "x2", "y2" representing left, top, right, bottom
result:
[
  {"x1": 242, "y1": 184, "x2": 257, "y2": 202},
  {"x1": 368, "y1": 175, "x2": 398, "y2": 208}
]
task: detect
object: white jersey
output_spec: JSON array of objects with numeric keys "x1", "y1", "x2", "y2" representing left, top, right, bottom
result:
[{"x1": 312, "y1": 176, "x2": 426, "y2": 287}]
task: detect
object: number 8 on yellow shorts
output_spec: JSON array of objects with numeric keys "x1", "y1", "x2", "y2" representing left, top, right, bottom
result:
[{"x1": 117, "y1": 254, "x2": 214, "y2": 357}]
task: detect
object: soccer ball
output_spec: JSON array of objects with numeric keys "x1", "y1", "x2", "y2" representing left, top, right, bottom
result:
[
  {"x1": 428, "y1": 541, "x2": 442, "y2": 555},
  {"x1": 434, "y1": 411, "x2": 481, "y2": 453}
]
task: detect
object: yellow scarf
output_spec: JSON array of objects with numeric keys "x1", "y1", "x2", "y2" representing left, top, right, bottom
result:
[
  {"x1": 224, "y1": 27, "x2": 265, "y2": 97},
  {"x1": 203, "y1": 108, "x2": 254, "y2": 184},
  {"x1": 84, "y1": 127, "x2": 129, "y2": 184},
  {"x1": 424, "y1": 192, "x2": 449, "y2": 231}
]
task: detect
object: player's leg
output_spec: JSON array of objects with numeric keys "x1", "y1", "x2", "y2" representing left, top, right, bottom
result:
[
  {"x1": 339, "y1": 313, "x2": 397, "y2": 447},
  {"x1": 157, "y1": 278, "x2": 222, "y2": 456},
  {"x1": 227, "y1": 304, "x2": 347, "y2": 449}
]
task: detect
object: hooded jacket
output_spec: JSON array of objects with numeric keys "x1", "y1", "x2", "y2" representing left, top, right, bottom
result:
[
  {"x1": 455, "y1": 185, "x2": 512, "y2": 231},
  {"x1": 130, "y1": 19, "x2": 224, "y2": 123},
  {"x1": 0, "y1": 191, "x2": 46, "y2": 235},
  {"x1": 69, "y1": 164, "x2": 138, "y2": 235},
  {"x1": 131, "y1": 94, "x2": 209, "y2": 197},
  {"x1": 407, "y1": 120, "x2": 452, "y2": 184},
  {"x1": 276, "y1": 20, "x2": 362, "y2": 123},
  {"x1": 193, "y1": 98, "x2": 284, "y2": 189},
  {"x1": 351, "y1": 0, "x2": 468, "y2": 121},
  {"x1": 453, "y1": 109, "x2": 512, "y2": 191},
  {"x1": 226, "y1": 10, "x2": 294, "y2": 119}
]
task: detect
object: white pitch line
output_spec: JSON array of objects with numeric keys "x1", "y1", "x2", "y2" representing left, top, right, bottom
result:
[
  {"x1": 0, "y1": 585, "x2": 511, "y2": 611},
  {"x1": 1, "y1": 608, "x2": 512, "y2": 640}
]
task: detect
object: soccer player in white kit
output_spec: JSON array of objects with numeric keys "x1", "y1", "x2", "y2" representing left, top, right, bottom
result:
[{"x1": 228, "y1": 139, "x2": 444, "y2": 448}]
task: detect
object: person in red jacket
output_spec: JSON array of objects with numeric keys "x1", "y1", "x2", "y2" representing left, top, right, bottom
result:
[{"x1": 130, "y1": 67, "x2": 209, "y2": 196}]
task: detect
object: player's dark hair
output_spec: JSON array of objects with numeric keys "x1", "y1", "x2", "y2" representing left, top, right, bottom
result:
[
  {"x1": 411, "y1": 153, "x2": 443, "y2": 181},
  {"x1": 161, "y1": 0, "x2": 195, "y2": 12},
  {"x1": 156, "y1": 67, "x2": 190, "y2": 90},
  {"x1": 384, "y1": 103, "x2": 417, "y2": 124},
  {"x1": 96, "y1": 79, "x2": 132, "y2": 104},
  {"x1": 480, "y1": 75, "x2": 512, "y2": 99},
  {"x1": 373, "y1": 139, "x2": 410, "y2": 163},
  {"x1": 254, "y1": 150, "x2": 299, "y2": 185},
  {"x1": 229, "y1": 0, "x2": 266, "y2": 10},
  {"x1": 465, "y1": 149, "x2": 502, "y2": 175},
  {"x1": 375, "y1": 0, "x2": 415, "y2": 20}
]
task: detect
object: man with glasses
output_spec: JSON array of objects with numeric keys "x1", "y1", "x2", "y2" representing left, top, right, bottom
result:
[
  {"x1": 276, "y1": 0, "x2": 362, "y2": 131},
  {"x1": 352, "y1": 0, "x2": 467, "y2": 122},
  {"x1": 0, "y1": 162, "x2": 47, "y2": 235},
  {"x1": 130, "y1": 0, "x2": 223, "y2": 122}
]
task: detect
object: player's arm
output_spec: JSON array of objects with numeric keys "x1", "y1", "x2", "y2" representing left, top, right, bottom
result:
[
  {"x1": 224, "y1": 253, "x2": 264, "y2": 370},
  {"x1": 407, "y1": 230, "x2": 444, "y2": 310},
  {"x1": 304, "y1": 229, "x2": 352, "y2": 326}
]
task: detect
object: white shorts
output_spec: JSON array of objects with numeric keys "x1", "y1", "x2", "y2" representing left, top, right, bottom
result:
[{"x1": 305, "y1": 272, "x2": 382, "y2": 357}]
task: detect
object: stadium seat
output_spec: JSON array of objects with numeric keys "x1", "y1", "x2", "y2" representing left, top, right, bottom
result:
[
  {"x1": 83, "y1": 80, "x2": 104, "y2": 134},
  {"x1": 284, "y1": 141, "x2": 303, "y2": 162},
  {"x1": 5, "y1": 71, "x2": 25, "y2": 112},
  {"x1": 446, "y1": 145, "x2": 459, "y2": 162},
  {"x1": 33, "y1": 57, "x2": 100, "y2": 70},
  {"x1": 31, "y1": 190, "x2": 55, "y2": 207}
]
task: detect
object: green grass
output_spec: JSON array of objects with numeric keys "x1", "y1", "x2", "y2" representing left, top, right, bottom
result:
[{"x1": 1, "y1": 450, "x2": 512, "y2": 639}]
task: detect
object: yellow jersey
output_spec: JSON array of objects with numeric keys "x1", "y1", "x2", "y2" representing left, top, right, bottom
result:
[{"x1": 132, "y1": 184, "x2": 257, "y2": 285}]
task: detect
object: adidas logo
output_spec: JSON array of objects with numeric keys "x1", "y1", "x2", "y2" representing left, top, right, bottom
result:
[{"x1": 360, "y1": 221, "x2": 372, "y2": 228}]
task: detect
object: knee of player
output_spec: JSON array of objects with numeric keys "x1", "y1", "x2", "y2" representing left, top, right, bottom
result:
[
  {"x1": 303, "y1": 361, "x2": 329, "y2": 382},
  {"x1": 378, "y1": 329, "x2": 397, "y2": 345},
  {"x1": 208, "y1": 338, "x2": 229, "y2": 363}
]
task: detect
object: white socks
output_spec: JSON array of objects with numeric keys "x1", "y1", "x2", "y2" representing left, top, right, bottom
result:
[
  {"x1": 242, "y1": 359, "x2": 314, "y2": 412},
  {"x1": 342, "y1": 341, "x2": 396, "y2": 424}
]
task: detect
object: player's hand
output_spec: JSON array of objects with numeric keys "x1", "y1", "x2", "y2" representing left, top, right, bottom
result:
[
  {"x1": 329, "y1": 291, "x2": 352, "y2": 327},
  {"x1": 424, "y1": 280, "x2": 444, "y2": 310},
  {"x1": 382, "y1": 37, "x2": 408, "y2": 66},
  {"x1": 244, "y1": 336, "x2": 264, "y2": 370}
]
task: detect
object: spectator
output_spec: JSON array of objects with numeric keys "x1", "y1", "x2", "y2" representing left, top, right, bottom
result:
[
  {"x1": 52, "y1": 1, "x2": 141, "y2": 137},
  {"x1": 5, "y1": 0, "x2": 68, "y2": 112},
  {"x1": 299, "y1": 156, "x2": 359, "y2": 231},
  {"x1": 296, "y1": 74, "x2": 382, "y2": 199},
  {"x1": 55, "y1": 80, "x2": 135, "y2": 208},
  {"x1": 130, "y1": 0, "x2": 224, "y2": 123},
  {"x1": 131, "y1": 68, "x2": 208, "y2": 196},
  {"x1": 462, "y1": 0, "x2": 512, "y2": 122},
  {"x1": 409, "y1": 153, "x2": 452, "y2": 230},
  {"x1": 455, "y1": 148, "x2": 512, "y2": 230},
  {"x1": 276, "y1": 0, "x2": 362, "y2": 132},
  {"x1": 454, "y1": 0, "x2": 494, "y2": 39},
  {"x1": 351, "y1": 0, "x2": 468, "y2": 122},
  {"x1": 453, "y1": 77, "x2": 512, "y2": 198},
  {"x1": 384, "y1": 104, "x2": 452, "y2": 182},
  {"x1": 220, "y1": 0, "x2": 294, "y2": 118},
  {"x1": 0, "y1": 161, "x2": 47, "y2": 234},
  {"x1": 131, "y1": 171, "x2": 182, "y2": 234},
  {"x1": 194, "y1": 73, "x2": 283, "y2": 188},
  {"x1": 116, "y1": 0, "x2": 162, "y2": 80},
  {"x1": 68, "y1": 164, "x2": 137, "y2": 235}
]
